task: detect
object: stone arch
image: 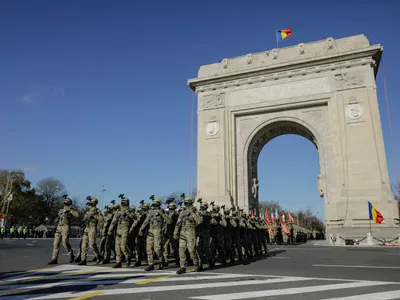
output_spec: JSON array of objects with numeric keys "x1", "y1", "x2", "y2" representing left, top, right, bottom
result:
[{"x1": 243, "y1": 116, "x2": 325, "y2": 210}]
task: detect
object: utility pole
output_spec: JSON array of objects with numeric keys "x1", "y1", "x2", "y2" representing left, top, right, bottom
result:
[{"x1": 100, "y1": 185, "x2": 106, "y2": 210}]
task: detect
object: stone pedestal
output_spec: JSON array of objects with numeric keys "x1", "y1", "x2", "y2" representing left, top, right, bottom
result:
[{"x1": 367, "y1": 232, "x2": 373, "y2": 246}]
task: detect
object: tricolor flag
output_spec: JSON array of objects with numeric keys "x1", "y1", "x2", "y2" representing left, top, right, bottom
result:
[
  {"x1": 281, "y1": 211, "x2": 286, "y2": 223},
  {"x1": 368, "y1": 201, "x2": 384, "y2": 224},
  {"x1": 271, "y1": 211, "x2": 275, "y2": 223},
  {"x1": 288, "y1": 211, "x2": 294, "y2": 223},
  {"x1": 266, "y1": 210, "x2": 271, "y2": 224},
  {"x1": 277, "y1": 28, "x2": 292, "y2": 40}
]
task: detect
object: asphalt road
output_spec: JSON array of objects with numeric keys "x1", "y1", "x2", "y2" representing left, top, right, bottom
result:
[{"x1": 1, "y1": 238, "x2": 400, "y2": 300}]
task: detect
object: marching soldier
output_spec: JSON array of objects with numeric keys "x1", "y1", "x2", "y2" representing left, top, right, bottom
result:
[
  {"x1": 48, "y1": 195, "x2": 79, "y2": 265},
  {"x1": 139, "y1": 196, "x2": 170, "y2": 271},
  {"x1": 99, "y1": 204, "x2": 114, "y2": 264},
  {"x1": 210, "y1": 203, "x2": 227, "y2": 265},
  {"x1": 108, "y1": 196, "x2": 135, "y2": 268},
  {"x1": 163, "y1": 199, "x2": 179, "y2": 266},
  {"x1": 78, "y1": 197, "x2": 103, "y2": 265},
  {"x1": 196, "y1": 200, "x2": 214, "y2": 270},
  {"x1": 173, "y1": 197, "x2": 203, "y2": 274}
]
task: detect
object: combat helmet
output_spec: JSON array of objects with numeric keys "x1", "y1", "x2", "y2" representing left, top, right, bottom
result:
[
  {"x1": 200, "y1": 201, "x2": 209, "y2": 210},
  {"x1": 183, "y1": 197, "x2": 194, "y2": 207},
  {"x1": 168, "y1": 202, "x2": 177, "y2": 210},
  {"x1": 89, "y1": 197, "x2": 98, "y2": 206},
  {"x1": 121, "y1": 197, "x2": 130, "y2": 206},
  {"x1": 62, "y1": 194, "x2": 72, "y2": 206}
]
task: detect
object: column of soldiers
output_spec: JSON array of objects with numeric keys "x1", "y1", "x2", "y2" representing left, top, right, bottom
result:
[{"x1": 48, "y1": 193, "x2": 273, "y2": 275}]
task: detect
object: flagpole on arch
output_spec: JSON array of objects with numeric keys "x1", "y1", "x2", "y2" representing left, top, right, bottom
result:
[{"x1": 276, "y1": 29, "x2": 279, "y2": 49}]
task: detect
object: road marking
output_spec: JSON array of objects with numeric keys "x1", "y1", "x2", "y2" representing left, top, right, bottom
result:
[
  {"x1": 5, "y1": 277, "x2": 316, "y2": 299},
  {"x1": 136, "y1": 276, "x2": 170, "y2": 285},
  {"x1": 313, "y1": 264, "x2": 400, "y2": 269},
  {"x1": 26, "y1": 243, "x2": 34, "y2": 246},
  {"x1": 0, "y1": 274, "x2": 260, "y2": 290},
  {"x1": 68, "y1": 291, "x2": 104, "y2": 300},
  {"x1": 189, "y1": 281, "x2": 396, "y2": 300},
  {"x1": 322, "y1": 290, "x2": 400, "y2": 299}
]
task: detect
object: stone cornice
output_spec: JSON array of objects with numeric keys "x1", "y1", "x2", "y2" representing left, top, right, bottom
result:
[{"x1": 188, "y1": 46, "x2": 381, "y2": 93}]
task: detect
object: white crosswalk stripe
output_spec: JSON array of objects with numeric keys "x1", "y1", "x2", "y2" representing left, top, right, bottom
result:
[{"x1": 0, "y1": 264, "x2": 399, "y2": 299}]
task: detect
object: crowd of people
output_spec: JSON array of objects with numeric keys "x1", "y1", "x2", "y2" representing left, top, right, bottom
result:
[{"x1": 47, "y1": 194, "x2": 315, "y2": 274}]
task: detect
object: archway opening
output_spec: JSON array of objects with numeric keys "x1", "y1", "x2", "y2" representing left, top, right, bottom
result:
[{"x1": 247, "y1": 121, "x2": 325, "y2": 233}]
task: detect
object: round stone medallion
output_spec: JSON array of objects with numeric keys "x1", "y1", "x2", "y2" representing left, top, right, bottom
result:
[
  {"x1": 346, "y1": 103, "x2": 364, "y2": 120},
  {"x1": 206, "y1": 122, "x2": 220, "y2": 136}
]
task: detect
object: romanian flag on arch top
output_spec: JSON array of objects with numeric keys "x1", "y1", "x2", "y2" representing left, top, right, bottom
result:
[
  {"x1": 278, "y1": 28, "x2": 292, "y2": 40},
  {"x1": 368, "y1": 201, "x2": 384, "y2": 224}
]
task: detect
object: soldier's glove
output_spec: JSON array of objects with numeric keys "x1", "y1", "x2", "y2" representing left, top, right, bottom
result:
[
  {"x1": 108, "y1": 232, "x2": 113, "y2": 236},
  {"x1": 138, "y1": 230, "x2": 143, "y2": 237},
  {"x1": 173, "y1": 233, "x2": 179, "y2": 240}
]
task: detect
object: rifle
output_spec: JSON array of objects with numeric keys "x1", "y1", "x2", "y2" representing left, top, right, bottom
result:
[
  {"x1": 62, "y1": 194, "x2": 68, "y2": 199},
  {"x1": 86, "y1": 196, "x2": 92, "y2": 201},
  {"x1": 221, "y1": 205, "x2": 225, "y2": 210},
  {"x1": 118, "y1": 194, "x2": 124, "y2": 199},
  {"x1": 210, "y1": 201, "x2": 215, "y2": 206},
  {"x1": 149, "y1": 195, "x2": 155, "y2": 201},
  {"x1": 180, "y1": 193, "x2": 185, "y2": 200},
  {"x1": 197, "y1": 198, "x2": 203, "y2": 204}
]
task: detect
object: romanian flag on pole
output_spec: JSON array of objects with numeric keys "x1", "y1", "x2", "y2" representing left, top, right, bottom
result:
[
  {"x1": 278, "y1": 28, "x2": 292, "y2": 40},
  {"x1": 368, "y1": 201, "x2": 384, "y2": 224}
]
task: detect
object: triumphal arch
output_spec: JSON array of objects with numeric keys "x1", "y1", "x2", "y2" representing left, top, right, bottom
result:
[{"x1": 188, "y1": 34, "x2": 399, "y2": 238}]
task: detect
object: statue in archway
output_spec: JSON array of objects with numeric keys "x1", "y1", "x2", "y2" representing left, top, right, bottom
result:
[
  {"x1": 317, "y1": 174, "x2": 324, "y2": 197},
  {"x1": 251, "y1": 178, "x2": 259, "y2": 200}
]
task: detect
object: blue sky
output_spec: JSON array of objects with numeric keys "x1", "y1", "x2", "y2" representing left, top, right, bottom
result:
[{"x1": 1, "y1": 1, "x2": 399, "y2": 219}]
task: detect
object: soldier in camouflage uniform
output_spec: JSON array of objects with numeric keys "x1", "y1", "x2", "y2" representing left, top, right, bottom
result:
[
  {"x1": 163, "y1": 200, "x2": 179, "y2": 266},
  {"x1": 173, "y1": 197, "x2": 203, "y2": 274},
  {"x1": 139, "y1": 197, "x2": 170, "y2": 271},
  {"x1": 230, "y1": 208, "x2": 243, "y2": 261},
  {"x1": 48, "y1": 196, "x2": 79, "y2": 264},
  {"x1": 239, "y1": 211, "x2": 251, "y2": 258},
  {"x1": 100, "y1": 205, "x2": 115, "y2": 264},
  {"x1": 210, "y1": 204, "x2": 227, "y2": 265},
  {"x1": 222, "y1": 206, "x2": 235, "y2": 263},
  {"x1": 196, "y1": 200, "x2": 214, "y2": 270},
  {"x1": 78, "y1": 197, "x2": 102, "y2": 265},
  {"x1": 129, "y1": 201, "x2": 150, "y2": 267},
  {"x1": 108, "y1": 197, "x2": 135, "y2": 268}
]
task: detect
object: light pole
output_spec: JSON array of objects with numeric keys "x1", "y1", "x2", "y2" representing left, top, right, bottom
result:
[{"x1": 100, "y1": 185, "x2": 106, "y2": 209}]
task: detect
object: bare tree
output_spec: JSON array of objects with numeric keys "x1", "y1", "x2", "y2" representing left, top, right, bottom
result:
[{"x1": 36, "y1": 177, "x2": 67, "y2": 218}]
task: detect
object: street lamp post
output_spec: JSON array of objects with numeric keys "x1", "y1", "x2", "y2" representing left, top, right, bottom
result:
[{"x1": 100, "y1": 185, "x2": 106, "y2": 210}]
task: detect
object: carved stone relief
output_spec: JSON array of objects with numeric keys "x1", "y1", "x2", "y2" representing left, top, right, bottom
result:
[
  {"x1": 335, "y1": 72, "x2": 365, "y2": 90},
  {"x1": 298, "y1": 43, "x2": 305, "y2": 55},
  {"x1": 345, "y1": 103, "x2": 364, "y2": 120},
  {"x1": 272, "y1": 49, "x2": 278, "y2": 60},
  {"x1": 205, "y1": 121, "x2": 220, "y2": 136},
  {"x1": 326, "y1": 37, "x2": 335, "y2": 50},
  {"x1": 203, "y1": 93, "x2": 225, "y2": 110}
]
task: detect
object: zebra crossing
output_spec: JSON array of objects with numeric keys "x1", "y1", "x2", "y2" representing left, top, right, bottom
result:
[{"x1": 0, "y1": 264, "x2": 400, "y2": 299}]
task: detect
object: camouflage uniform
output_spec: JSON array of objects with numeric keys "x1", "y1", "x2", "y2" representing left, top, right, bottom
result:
[
  {"x1": 230, "y1": 209, "x2": 243, "y2": 260},
  {"x1": 108, "y1": 197, "x2": 135, "y2": 268},
  {"x1": 196, "y1": 201, "x2": 214, "y2": 270},
  {"x1": 139, "y1": 198, "x2": 170, "y2": 271},
  {"x1": 48, "y1": 198, "x2": 79, "y2": 264},
  {"x1": 173, "y1": 197, "x2": 203, "y2": 274},
  {"x1": 79, "y1": 198, "x2": 102, "y2": 265},
  {"x1": 223, "y1": 208, "x2": 235, "y2": 263},
  {"x1": 100, "y1": 207, "x2": 115, "y2": 264},
  {"x1": 129, "y1": 202, "x2": 150, "y2": 267},
  {"x1": 210, "y1": 205, "x2": 227, "y2": 265},
  {"x1": 163, "y1": 202, "x2": 179, "y2": 265}
]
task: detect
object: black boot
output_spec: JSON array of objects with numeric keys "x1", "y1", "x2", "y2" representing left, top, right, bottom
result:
[
  {"x1": 176, "y1": 268, "x2": 186, "y2": 274},
  {"x1": 74, "y1": 257, "x2": 81, "y2": 263},
  {"x1": 194, "y1": 264, "x2": 201, "y2": 272},
  {"x1": 113, "y1": 262, "x2": 122, "y2": 268},
  {"x1": 134, "y1": 261, "x2": 141, "y2": 267},
  {"x1": 48, "y1": 259, "x2": 58, "y2": 265},
  {"x1": 69, "y1": 255, "x2": 75, "y2": 263},
  {"x1": 145, "y1": 264, "x2": 154, "y2": 271},
  {"x1": 78, "y1": 260, "x2": 87, "y2": 266},
  {"x1": 90, "y1": 257, "x2": 97, "y2": 262},
  {"x1": 126, "y1": 257, "x2": 132, "y2": 268},
  {"x1": 101, "y1": 257, "x2": 110, "y2": 264},
  {"x1": 96, "y1": 256, "x2": 102, "y2": 264}
]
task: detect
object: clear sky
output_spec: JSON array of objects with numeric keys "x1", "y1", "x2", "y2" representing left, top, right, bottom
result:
[{"x1": 1, "y1": 0, "x2": 399, "y2": 220}]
